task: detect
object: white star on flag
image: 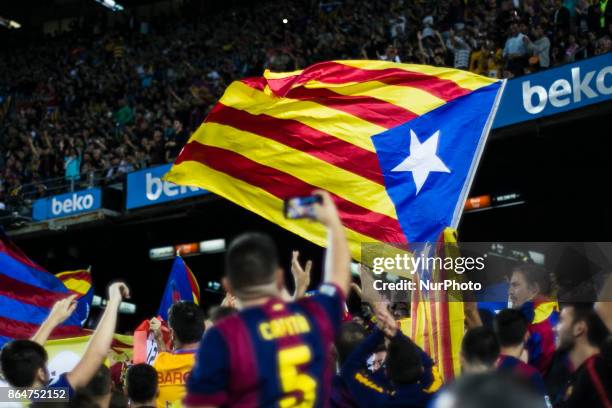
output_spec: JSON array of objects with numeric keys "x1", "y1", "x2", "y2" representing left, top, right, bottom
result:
[{"x1": 391, "y1": 129, "x2": 450, "y2": 194}]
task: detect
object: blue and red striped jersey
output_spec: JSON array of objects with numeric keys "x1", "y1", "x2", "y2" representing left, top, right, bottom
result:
[
  {"x1": 496, "y1": 355, "x2": 549, "y2": 400},
  {"x1": 184, "y1": 283, "x2": 344, "y2": 407}
]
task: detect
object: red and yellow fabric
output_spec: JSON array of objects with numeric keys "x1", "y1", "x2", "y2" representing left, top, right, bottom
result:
[
  {"x1": 44, "y1": 332, "x2": 133, "y2": 380},
  {"x1": 164, "y1": 60, "x2": 496, "y2": 262},
  {"x1": 409, "y1": 228, "x2": 465, "y2": 381}
]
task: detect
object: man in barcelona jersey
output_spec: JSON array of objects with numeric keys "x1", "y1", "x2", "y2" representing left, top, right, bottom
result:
[{"x1": 184, "y1": 190, "x2": 350, "y2": 408}]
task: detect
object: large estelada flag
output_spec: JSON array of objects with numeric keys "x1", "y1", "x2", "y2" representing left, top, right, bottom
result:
[
  {"x1": 0, "y1": 231, "x2": 90, "y2": 348},
  {"x1": 164, "y1": 61, "x2": 504, "y2": 259}
]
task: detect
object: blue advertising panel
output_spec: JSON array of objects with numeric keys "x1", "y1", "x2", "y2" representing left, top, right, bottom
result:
[
  {"x1": 493, "y1": 53, "x2": 612, "y2": 129},
  {"x1": 126, "y1": 164, "x2": 208, "y2": 209},
  {"x1": 32, "y1": 188, "x2": 102, "y2": 221}
]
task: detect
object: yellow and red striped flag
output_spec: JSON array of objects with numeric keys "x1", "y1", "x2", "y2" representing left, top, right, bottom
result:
[
  {"x1": 164, "y1": 60, "x2": 500, "y2": 260},
  {"x1": 165, "y1": 61, "x2": 503, "y2": 382},
  {"x1": 409, "y1": 228, "x2": 465, "y2": 380}
]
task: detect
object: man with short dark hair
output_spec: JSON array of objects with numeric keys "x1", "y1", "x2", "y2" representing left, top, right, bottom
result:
[
  {"x1": 81, "y1": 365, "x2": 112, "y2": 408},
  {"x1": 0, "y1": 282, "x2": 129, "y2": 396},
  {"x1": 460, "y1": 326, "x2": 500, "y2": 373},
  {"x1": 0, "y1": 340, "x2": 48, "y2": 388},
  {"x1": 185, "y1": 191, "x2": 351, "y2": 407},
  {"x1": 493, "y1": 309, "x2": 550, "y2": 405},
  {"x1": 551, "y1": 303, "x2": 611, "y2": 407},
  {"x1": 152, "y1": 301, "x2": 204, "y2": 408},
  {"x1": 126, "y1": 364, "x2": 159, "y2": 408}
]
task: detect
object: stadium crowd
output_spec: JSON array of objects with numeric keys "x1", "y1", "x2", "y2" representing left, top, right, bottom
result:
[
  {"x1": 1, "y1": 0, "x2": 611, "y2": 209},
  {"x1": 1, "y1": 191, "x2": 611, "y2": 408}
]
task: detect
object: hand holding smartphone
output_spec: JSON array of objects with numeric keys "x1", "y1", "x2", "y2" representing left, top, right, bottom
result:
[{"x1": 283, "y1": 195, "x2": 323, "y2": 219}]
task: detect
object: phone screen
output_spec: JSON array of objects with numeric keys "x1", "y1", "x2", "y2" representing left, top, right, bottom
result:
[{"x1": 283, "y1": 195, "x2": 322, "y2": 219}]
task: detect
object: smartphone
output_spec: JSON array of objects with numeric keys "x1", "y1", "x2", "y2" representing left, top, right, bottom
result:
[{"x1": 284, "y1": 195, "x2": 322, "y2": 219}]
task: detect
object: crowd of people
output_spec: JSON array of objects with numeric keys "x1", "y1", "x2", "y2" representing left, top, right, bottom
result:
[
  {"x1": 1, "y1": 0, "x2": 611, "y2": 210},
  {"x1": 0, "y1": 191, "x2": 611, "y2": 407}
]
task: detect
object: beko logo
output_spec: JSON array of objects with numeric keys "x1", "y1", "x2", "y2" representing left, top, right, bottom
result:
[
  {"x1": 145, "y1": 172, "x2": 200, "y2": 201},
  {"x1": 522, "y1": 66, "x2": 612, "y2": 114},
  {"x1": 51, "y1": 194, "x2": 95, "y2": 215}
]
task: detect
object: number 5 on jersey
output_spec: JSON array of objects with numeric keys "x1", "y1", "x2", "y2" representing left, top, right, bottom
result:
[{"x1": 278, "y1": 345, "x2": 317, "y2": 408}]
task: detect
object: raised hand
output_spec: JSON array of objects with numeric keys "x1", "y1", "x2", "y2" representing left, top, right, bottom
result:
[
  {"x1": 291, "y1": 250, "x2": 312, "y2": 298},
  {"x1": 49, "y1": 294, "x2": 79, "y2": 325},
  {"x1": 108, "y1": 281, "x2": 130, "y2": 303},
  {"x1": 312, "y1": 190, "x2": 341, "y2": 227},
  {"x1": 374, "y1": 302, "x2": 398, "y2": 338}
]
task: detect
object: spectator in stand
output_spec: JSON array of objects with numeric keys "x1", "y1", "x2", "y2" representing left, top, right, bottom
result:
[
  {"x1": 470, "y1": 40, "x2": 503, "y2": 78},
  {"x1": 165, "y1": 119, "x2": 189, "y2": 161},
  {"x1": 525, "y1": 25, "x2": 551, "y2": 70},
  {"x1": 565, "y1": 34, "x2": 581, "y2": 62},
  {"x1": 553, "y1": 0, "x2": 572, "y2": 35},
  {"x1": 1, "y1": 0, "x2": 610, "y2": 210},
  {"x1": 125, "y1": 364, "x2": 159, "y2": 408},
  {"x1": 64, "y1": 147, "x2": 82, "y2": 183},
  {"x1": 503, "y1": 23, "x2": 529, "y2": 77},
  {"x1": 446, "y1": 28, "x2": 472, "y2": 70},
  {"x1": 379, "y1": 45, "x2": 401, "y2": 63}
]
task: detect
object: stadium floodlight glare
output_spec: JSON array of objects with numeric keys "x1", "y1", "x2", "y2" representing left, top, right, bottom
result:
[
  {"x1": 0, "y1": 16, "x2": 21, "y2": 29},
  {"x1": 149, "y1": 239, "x2": 226, "y2": 260},
  {"x1": 94, "y1": 0, "x2": 124, "y2": 12},
  {"x1": 92, "y1": 295, "x2": 136, "y2": 314},
  {"x1": 200, "y1": 239, "x2": 226, "y2": 254},
  {"x1": 149, "y1": 245, "x2": 175, "y2": 260}
]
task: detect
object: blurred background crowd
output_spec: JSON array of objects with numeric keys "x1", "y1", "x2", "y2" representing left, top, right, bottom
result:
[{"x1": 0, "y1": 0, "x2": 611, "y2": 210}]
